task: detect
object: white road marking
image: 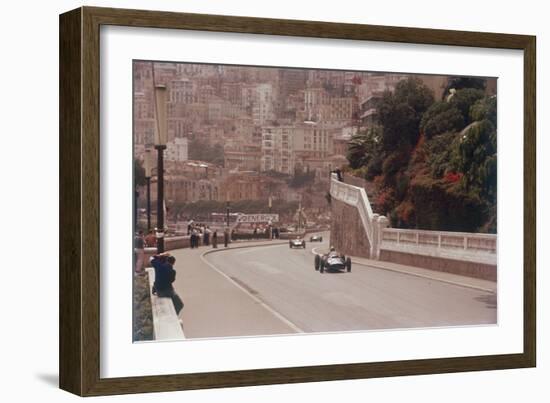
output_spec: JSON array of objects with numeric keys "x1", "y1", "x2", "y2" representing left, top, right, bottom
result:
[
  {"x1": 200, "y1": 248, "x2": 304, "y2": 334},
  {"x1": 311, "y1": 246, "x2": 328, "y2": 256}
]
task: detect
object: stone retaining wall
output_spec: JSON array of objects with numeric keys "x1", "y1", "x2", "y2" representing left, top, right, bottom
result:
[{"x1": 330, "y1": 197, "x2": 371, "y2": 258}]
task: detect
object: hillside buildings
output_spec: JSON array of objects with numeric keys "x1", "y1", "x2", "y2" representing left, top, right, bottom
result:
[{"x1": 134, "y1": 62, "x2": 493, "y2": 209}]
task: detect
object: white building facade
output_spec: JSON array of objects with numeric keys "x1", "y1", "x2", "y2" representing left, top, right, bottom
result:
[{"x1": 165, "y1": 137, "x2": 189, "y2": 162}]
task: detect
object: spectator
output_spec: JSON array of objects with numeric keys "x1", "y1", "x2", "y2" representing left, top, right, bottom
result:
[
  {"x1": 334, "y1": 168, "x2": 343, "y2": 182},
  {"x1": 224, "y1": 227, "x2": 230, "y2": 248},
  {"x1": 150, "y1": 253, "x2": 184, "y2": 314},
  {"x1": 212, "y1": 230, "x2": 218, "y2": 248},
  {"x1": 144, "y1": 230, "x2": 156, "y2": 248},
  {"x1": 190, "y1": 227, "x2": 197, "y2": 248},
  {"x1": 134, "y1": 230, "x2": 145, "y2": 274},
  {"x1": 204, "y1": 226, "x2": 211, "y2": 246}
]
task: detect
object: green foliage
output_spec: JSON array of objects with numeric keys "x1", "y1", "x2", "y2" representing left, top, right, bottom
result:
[
  {"x1": 134, "y1": 159, "x2": 146, "y2": 187},
  {"x1": 470, "y1": 95, "x2": 497, "y2": 125},
  {"x1": 365, "y1": 155, "x2": 384, "y2": 181},
  {"x1": 382, "y1": 148, "x2": 411, "y2": 182},
  {"x1": 346, "y1": 127, "x2": 382, "y2": 170},
  {"x1": 395, "y1": 174, "x2": 410, "y2": 201},
  {"x1": 133, "y1": 273, "x2": 154, "y2": 341},
  {"x1": 346, "y1": 76, "x2": 496, "y2": 233},
  {"x1": 420, "y1": 101, "x2": 464, "y2": 138},
  {"x1": 443, "y1": 77, "x2": 487, "y2": 99},
  {"x1": 410, "y1": 174, "x2": 488, "y2": 232},
  {"x1": 378, "y1": 77, "x2": 434, "y2": 151},
  {"x1": 424, "y1": 132, "x2": 461, "y2": 178},
  {"x1": 188, "y1": 139, "x2": 225, "y2": 166},
  {"x1": 449, "y1": 88, "x2": 485, "y2": 125},
  {"x1": 456, "y1": 119, "x2": 497, "y2": 202}
]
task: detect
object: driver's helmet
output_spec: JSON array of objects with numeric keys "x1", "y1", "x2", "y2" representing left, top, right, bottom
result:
[{"x1": 330, "y1": 246, "x2": 335, "y2": 252}]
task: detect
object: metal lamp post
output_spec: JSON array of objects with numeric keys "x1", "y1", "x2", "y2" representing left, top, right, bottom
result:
[
  {"x1": 143, "y1": 149, "x2": 153, "y2": 232},
  {"x1": 268, "y1": 196, "x2": 273, "y2": 240},
  {"x1": 154, "y1": 84, "x2": 168, "y2": 253},
  {"x1": 226, "y1": 201, "x2": 230, "y2": 228},
  {"x1": 224, "y1": 200, "x2": 231, "y2": 247}
]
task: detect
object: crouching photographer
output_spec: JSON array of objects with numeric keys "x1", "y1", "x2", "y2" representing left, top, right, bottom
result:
[{"x1": 150, "y1": 253, "x2": 184, "y2": 315}]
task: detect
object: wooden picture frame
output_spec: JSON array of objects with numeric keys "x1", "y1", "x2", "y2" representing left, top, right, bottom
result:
[{"x1": 59, "y1": 6, "x2": 536, "y2": 396}]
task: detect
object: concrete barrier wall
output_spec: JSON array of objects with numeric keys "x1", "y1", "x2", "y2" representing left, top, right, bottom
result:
[
  {"x1": 330, "y1": 197, "x2": 371, "y2": 258},
  {"x1": 143, "y1": 236, "x2": 197, "y2": 267},
  {"x1": 329, "y1": 174, "x2": 497, "y2": 280},
  {"x1": 145, "y1": 268, "x2": 185, "y2": 341},
  {"x1": 379, "y1": 250, "x2": 496, "y2": 281}
]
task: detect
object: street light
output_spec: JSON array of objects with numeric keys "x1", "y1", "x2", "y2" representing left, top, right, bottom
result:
[
  {"x1": 143, "y1": 148, "x2": 153, "y2": 232},
  {"x1": 226, "y1": 201, "x2": 230, "y2": 228},
  {"x1": 154, "y1": 84, "x2": 168, "y2": 253},
  {"x1": 268, "y1": 196, "x2": 273, "y2": 240},
  {"x1": 224, "y1": 200, "x2": 231, "y2": 248}
]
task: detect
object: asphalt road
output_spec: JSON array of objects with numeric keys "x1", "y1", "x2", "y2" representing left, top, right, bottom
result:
[{"x1": 201, "y1": 237, "x2": 497, "y2": 335}]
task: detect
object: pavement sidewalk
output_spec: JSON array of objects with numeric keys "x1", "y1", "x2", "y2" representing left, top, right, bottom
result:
[
  {"x1": 169, "y1": 239, "x2": 295, "y2": 339},
  {"x1": 311, "y1": 246, "x2": 496, "y2": 294}
]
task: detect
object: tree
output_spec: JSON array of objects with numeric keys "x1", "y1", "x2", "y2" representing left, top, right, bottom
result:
[
  {"x1": 420, "y1": 101, "x2": 464, "y2": 138},
  {"x1": 443, "y1": 77, "x2": 486, "y2": 99},
  {"x1": 377, "y1": 77, "x2": 434, "y2": 151},
  {"x1": 346, "y1": 127, "x2": 382, "y2": 170},
  {"x1": 455, "y1": 119, "x2": 497, "y2": 202},
  {"x1": 134, "y1": 159, "x2": 146, "y2": 187},
  {"x1": 470, "y1": 95, "x2": 497, "y2": 125},
  {"x1": 449, "y1": 88, "x2": 485, "y2": 125}
]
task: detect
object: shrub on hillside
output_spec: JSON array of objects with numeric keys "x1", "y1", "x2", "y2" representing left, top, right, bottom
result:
[
  {"x1": 410, "y1": 174, "x2": 488, "y2": 232},
  {"x1": 420, "y1": 101, "x2": 464, "y2": 138},
  {"x1": 449, "y1": 88, "x2": 485, "y2": 125}
]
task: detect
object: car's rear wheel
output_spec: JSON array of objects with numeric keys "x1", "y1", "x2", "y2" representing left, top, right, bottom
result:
[
  {"x1": 346, "y1": 257, "x2": 352, "y2": 272},
  {"x1": 320, "y1": 260, "x2": 325, "y2": 273},
  {"x1": 314, "y1": 254, "x2": 320, "y2": 270}
]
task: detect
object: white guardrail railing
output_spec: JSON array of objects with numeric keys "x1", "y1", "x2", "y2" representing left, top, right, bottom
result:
[
  {"x1": 381, "y1": 228, "x2": 497, "y2": 265},
  {"x1": 329, "y1": 174, "x2": 497, "y2": 265}
]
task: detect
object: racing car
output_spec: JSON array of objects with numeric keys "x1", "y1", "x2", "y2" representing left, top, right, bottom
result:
[
  {"x1": 309, "y1": 234, "x2": 323, "y2": 242},
  {"x1": 314, "y1": 247, "x2": 352, "y2": 273},
  {"x1": 289, "y1": 237, "x2": 306, "y2": 249}
]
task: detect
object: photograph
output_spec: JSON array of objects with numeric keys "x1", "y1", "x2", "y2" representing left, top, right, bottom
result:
[{"x1": 132, "y1": 61, "x2": 498, "y2": 342}]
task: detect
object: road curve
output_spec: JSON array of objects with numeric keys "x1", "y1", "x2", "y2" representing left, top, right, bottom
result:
[{"x1": 202, "y1": 238, "x2": 497, "y2": 335}]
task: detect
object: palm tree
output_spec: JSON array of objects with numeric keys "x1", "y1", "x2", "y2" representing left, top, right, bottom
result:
[{"x1": 346, "y1": 127, "x2": 381, "y2": 169}]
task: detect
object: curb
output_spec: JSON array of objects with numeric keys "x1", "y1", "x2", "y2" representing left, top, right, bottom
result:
[{"x1": 359, "y1": 262, "x2": 497, "y2": 294}]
